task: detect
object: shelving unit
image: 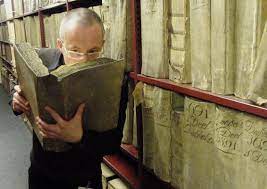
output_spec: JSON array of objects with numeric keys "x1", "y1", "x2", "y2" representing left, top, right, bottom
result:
[
  {"x1": 104, "y1": 146, "x2": 172, "y2": 189},
  {"x1": 0, "y1": 0, "x2": 102, "y2": 24},
  {"x1": 0, "y1": 40, "x2": 12, "y2": 44},
  {"x1": 2, "y1": 0, "x2": 266, "y2": 188},
  {"x1": 130, "y1": 73, "x2": 267, "y2": 119},
  {"x1": 121, "y1": 144, "x2": 138, "y2": 162},
  {"x1": 127, "y1": 0, "x2": 267, "y2": 189},
  {"x1": 0, "y1": 1, "x2": 144, "y2": 188}
]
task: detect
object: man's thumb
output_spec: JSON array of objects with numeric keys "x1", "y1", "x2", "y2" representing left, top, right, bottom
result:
[{"x1": 75, "y1": 103, "x2": 86, "y2": 118}]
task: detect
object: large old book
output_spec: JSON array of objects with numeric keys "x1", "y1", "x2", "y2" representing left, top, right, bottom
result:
[
  {"x1": 171, "y1": 111, "x2": 184, "y2": 189},
  {"x1": 0, "y1": 4, "x2": 6, "y2": 21},
  {"x1": 211, "y1": 0, "x2": 236, "y2": 95},
  {"x1": 40, "y1": 0, "x2": 49, "y2": 7},
  {"x1": 4, "y1": 0, "x2": 13, "y2": 19},
  {"x1": 14, "y1": 19, "x2": 26, "y2": 43},
  {"x1": 183, "y1": 97, "x2": 216, "y2": 189},
  {"x1": 44, "y1": 12, "x2": 65, "y2": 48},
  {"x1": 248, "y1": 22, "x2": 267, "y2": 106},
  {"x1": 121, "y1": 82, "x2": 134, "y2": 144},
  {"x1": 141, "y1": 0, "x2": 169, "y2": 78},
  {"x1": 7, "y1": 21, "x2": 15, "y2": 43},
  {"x1": 213, "y1": 107, "x2": 267, "y2": 189},
  {"x1": 142, "y1": 84, "x2": 155, "y2": 170},
  {"x1": 190, "y1": 0, "x2": 211, "y2": 91},
  {"x1": 24, "y1": 16, "x2": 41, "y2": 48},
  {"x1": 14, "y1": 43, "x2": 125, "y2": 152},
  {"x1": 142, "y1": 84, "x2": 184, "y2": 182},
  {"x1": 107, "y1": 178, "x2": 129, "y2": 189},
  {"x1": 13, "y1": 0, "x2": 23, "y2": 17},
  {"x1": 153, "y1": 87, "x2": 172, "y2": 182},
  {"x1": 109, "y1": 0, "x2": 127, "y2": 61},
  {"x1": 100, "y1": 0, "x2": 131, "y2": 71},
  {"x1": 169, "y1": 0, "x2": 191, "y2": 84},
  {"x1": 235, "y1": 0, "x2": 267, "y2": 99},
  {"x1": 101, "y1": 163, "x2": 117, "y2": 189},
  {"x1": 44, "y1": 15, "x2": 56, "y2": 48}
]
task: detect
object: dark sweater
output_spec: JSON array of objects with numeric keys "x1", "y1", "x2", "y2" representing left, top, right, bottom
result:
[{"x1": 13, "y1": 48, "x2": 128, "y2": 184}]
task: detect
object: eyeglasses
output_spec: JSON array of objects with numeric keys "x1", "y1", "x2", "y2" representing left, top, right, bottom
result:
[{"x1": 61, "y1": 40, "x2": 102, "y2": 60}]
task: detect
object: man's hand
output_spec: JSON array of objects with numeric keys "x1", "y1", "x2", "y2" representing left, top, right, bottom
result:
[
  {"x1": 35, "y1": 103, "x2": 85, "y2": 143},
  {"x1": 12, "y1": 85, "x2": 30, "y2": 113}
]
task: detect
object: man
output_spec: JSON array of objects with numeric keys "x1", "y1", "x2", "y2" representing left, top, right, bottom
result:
[{"x1": 11, "y1": 8, "x2": 128, "y2": 189}]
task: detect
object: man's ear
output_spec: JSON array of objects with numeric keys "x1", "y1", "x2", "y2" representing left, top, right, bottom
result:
[{"x1": 56, "y1": 39, "x2": 63, "y2": 53}]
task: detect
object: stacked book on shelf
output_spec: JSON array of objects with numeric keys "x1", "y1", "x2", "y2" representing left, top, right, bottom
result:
[
  {"x1": 44, "y1": 12, "x2": 65, "y2": 48},
  {"x1": 13, "y1": 0, "x2": 23, "y2": 17},
  {"x1": 0, "y1": 3, "x2": 6, "y2": 21},
  {"x1": 24, "y1": 16, "x2": 41, "y2": 47},
  {"x1": 140, "y1": 84, "x2": 267, "y2": 189},
  {"x1": 0, "y1": 24, "x2": 9, "y2": 42},
  {"x1": 0, "y1": 65, "x2": 15, "y2": 94},
  {"x1": 140, "y1": 0, "x2": 267, "y2": 106}
]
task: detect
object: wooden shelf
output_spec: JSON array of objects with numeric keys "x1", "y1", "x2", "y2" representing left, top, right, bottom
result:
[
  {"x1": 2, "y1": 63, "x2": 15, "y2": 77},
  {"x1": 0, "y1": 18, "x2": 13, "y2": 24},
  {"x1": 13, "y1": 10, "x2": 39, "y2": 20},
  {"x1": 0, "y1": 0, "x2": 102, "y2": 24},
  {"x1": 103, "y1": 154, "x2": 140, "y2": 189},
  {"x1": 103, "y1": 153, "x2": 173, "y2": 189},
  {"x1": 0, "y1": 40, "x2": 12, "y2": 45},
  {"x1": 130, "y1": 73, "x2": 267, "y2": 119},
  {"x1": 0, "y1": 56, "x2": 13, "y2": 67},
  {"x1": 68, "y1": 0, "x2": 102, "y2": 9},
  {"x1": 1, "y1": 58, "x2": 16, "y2": 78},
  {"x1": 121, "y1": 144, "x2": 138, "y2": 162},
  {"x1": 40, "y1": 2, "x2": 67, "y2": 15}
]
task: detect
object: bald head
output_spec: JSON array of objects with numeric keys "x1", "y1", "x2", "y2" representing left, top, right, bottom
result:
[
  {"x1": 59, "y1": 8, "x2": 105, "y2": 40},
  {"x1": 57, "y1": 8, "x2": 104, "y2": 65}
]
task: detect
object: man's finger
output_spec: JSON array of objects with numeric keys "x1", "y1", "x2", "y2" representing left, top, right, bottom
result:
[
  {"x1": 44, "y1": 106, "x2": 65, "y2": 125},
  {"x1": 39, "y1": 131, "x2": 47, "y2": 138},
  {"x1": 12, "y1": 100, "x2": 25, "y2": 111},
  {"x1": 36, "y1": 116, "x2": 60, "y2": 133},
  {"x1": 13, "y1": 99, "x2": 29, "y2": 112},
  {"x1": 12, "y1": 103, "x2": 24, "y2": 114},
  {"x1": 39, "y1": 130, "x2": 57, "y2": 139},
  {"x1": 75, "y1": 103, "x2": 85, "y2": 119},
  {"x1": 14, "y1": 93, "x2": 29, "y2": 107},
  {"x1": 37, "y1": 124, "x2": 60, "y2": 139},
  {"x1": 36, "y1": 116, "x2": 60, "y2": 134},
  {"x1": 13, "y1": 98, "x2": 29, "y2": 111},
  {"x1": 14, "y1": 85, "x2": 22, "y2": 94}
]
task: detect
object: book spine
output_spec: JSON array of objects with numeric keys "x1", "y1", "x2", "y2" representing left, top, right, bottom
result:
[{"x1": 36, "y1": 75, "x2": 71, "y2": 152}]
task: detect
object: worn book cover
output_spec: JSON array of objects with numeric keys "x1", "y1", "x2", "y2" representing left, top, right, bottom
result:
[
  {"x1": 190, "y1": 0, "x2": 211, "y2": 91},
  {"x1": 235, "y1": 0, "x2": 267, "y2": 99},
  {"x1": 211, "y1": 0, "x2": 236, "y2": 95},
  {"x1": 14, "y1": 43, "x2": 125, "y2": 152},
  {"x1": 141, "y1": 0, "x2": 169, "y2": 78},
  {"x1": 248, "y1": 22, "x2": 267, "y2": 106}
]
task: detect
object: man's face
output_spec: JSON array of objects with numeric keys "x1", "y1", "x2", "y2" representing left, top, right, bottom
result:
[{"x1": 57, "y1": 23, "x2": 104, "y2": 65}]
